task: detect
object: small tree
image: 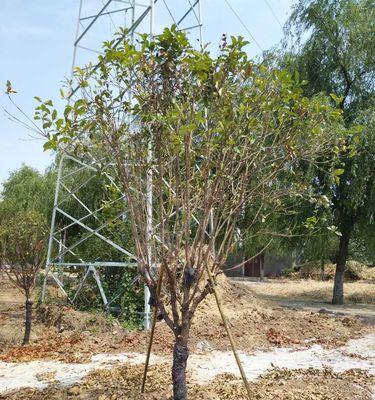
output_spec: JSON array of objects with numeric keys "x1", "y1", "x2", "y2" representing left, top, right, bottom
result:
[
  {"x1": 36, "y1": 28, "x2": 341, "y2": 399},
  {"x1": 0, "y1": 211, "x2": 48, "y2": 345}
]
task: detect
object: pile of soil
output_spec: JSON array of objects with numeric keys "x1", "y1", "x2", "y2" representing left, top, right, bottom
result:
[{"x1": 291, "y1": 260, "x2": 375, "y2": 282}]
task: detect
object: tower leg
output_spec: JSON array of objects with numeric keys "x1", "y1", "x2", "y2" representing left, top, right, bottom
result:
[
  {"x1": 42, "y1": 156, "x2": 64, "y2": 302},
  {"x1": 91, "y1": 266, "x2": 109, "y2": 311},
  {"x1": 72, "y1": 266, "x2": 91, "y2": 303},
  {"x1": 41, "y1": 265, "x2": 51, "y2": 302}
]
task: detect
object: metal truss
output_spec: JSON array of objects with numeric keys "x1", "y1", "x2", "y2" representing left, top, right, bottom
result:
[{"x1": 42, "y1": 0, "x2": 203, "y2": 329}]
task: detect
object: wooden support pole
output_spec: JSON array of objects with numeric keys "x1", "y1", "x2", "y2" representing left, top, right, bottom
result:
[
  {"x1": 205, "y1": 265, "x2": 252, "y2": 399},
  {"x1": 141, "y1": 269, "x2": 164, "y2": 393}
]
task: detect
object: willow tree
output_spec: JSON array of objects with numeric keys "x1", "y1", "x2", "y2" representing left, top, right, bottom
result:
[
  {"x1": 36, "y1": 27, "x2": 341, "y2": 400},
  {"x1": 0, "y1": 165, "x2": 55, "y2": 224},
  {"x1": 285, "y1": 0, "x2": 375, "y2": 304}
]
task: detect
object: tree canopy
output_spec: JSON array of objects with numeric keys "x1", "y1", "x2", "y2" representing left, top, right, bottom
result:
[
  {"x1": 33, "y1": 26, "x2": 345, "y2": 399},
  {"x1": 285, "y1": 0, "x2": 374, "y2": 121},
  {"x1": 0, "y1": 210, "x2": 48, "y2": 344},
  {"x1": 0, "y1": 165, "x2": 55, "y2": 223},
  {"x1": 284, "y1": 0, "x2": 375, "y2": 303}
]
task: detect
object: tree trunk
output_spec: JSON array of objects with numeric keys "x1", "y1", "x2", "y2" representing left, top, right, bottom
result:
[
  {"x1": 23, "y1": 299, "x2": 33, "y2": 345},
  {"x1": 320, "y1": 258, "x2": 325, "y2": 281},
  {"x1": 172, "y1": 341, "x2": 189, "y2": 400},
  {"x1": 332, "y1": 228, "x2": 350, "y2": 305}
]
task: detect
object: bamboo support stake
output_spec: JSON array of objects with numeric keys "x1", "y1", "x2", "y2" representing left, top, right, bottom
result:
[
  {"x1": 205, "y1": 265, "x2": 252, "y2": 399},
  {"x1": 141, "y1": 269, "x2": 164, "y2": 393}
]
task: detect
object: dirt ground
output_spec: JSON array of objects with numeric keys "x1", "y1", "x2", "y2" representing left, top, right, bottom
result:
[
  {"x1": 1, "y1": 275, "x2": 371, "y2": 361},
  {"x1": 243, "y1": 279, "x2": 375, "y2": 305},
  {"x1": 0, "y1": 274, "x2": 374, "y2": 399},
  {"x1": 1, "y1": 363, "x2": 374, "y2": 400}
]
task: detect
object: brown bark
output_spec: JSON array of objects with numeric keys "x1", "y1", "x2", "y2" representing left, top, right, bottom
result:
[
  {"x1": 141, "y1": 270, "x2": 164, "y2": 393},
  {"x1": 172, "y1": 341, "x2": 189, "y2": 400},
  {"x1": 23, "y1": 299, "x2": 33, "y2": 345},
  {"x1": 332, "y1": 228, "x2": 350, "y2": 305}
]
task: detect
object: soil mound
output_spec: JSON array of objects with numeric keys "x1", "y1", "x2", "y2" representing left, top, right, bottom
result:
[{"x1": 291, "y1": 260, "x2": 375, "y2": 282}]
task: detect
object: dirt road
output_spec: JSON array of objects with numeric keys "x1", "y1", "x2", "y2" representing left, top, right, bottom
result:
[{"x1": 238, "y1": 279, "x2": 375, "y2": 323}]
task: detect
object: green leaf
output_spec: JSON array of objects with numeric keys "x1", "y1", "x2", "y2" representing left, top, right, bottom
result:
[
  {"x1": 5, "y1": 80, "x2": 17, "y2": 94},
  {"x1": 330, "y1": 93, "x2": 344, "y2": 106},
  {"x1": 333, "y1": 168, "x2": 345, "y2": 176},
  {"x1": 64, "y1": 106, "x2": 72, "y2": 119},
  {"x1": 43, "y1": 141, "x2": 56, "y2": 151}
]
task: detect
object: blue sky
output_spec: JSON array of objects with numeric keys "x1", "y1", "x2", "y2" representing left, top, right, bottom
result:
[{"x1": 0, "y1": 0, "x2": 295, "y2": 187}]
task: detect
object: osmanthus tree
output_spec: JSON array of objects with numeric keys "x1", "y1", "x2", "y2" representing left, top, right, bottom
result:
[
  {"x1": 0, "y1": 211, "x2": 48, "y2": 345},
  {"x1": 284, "y1": 0, "x2": 375, "y2": 304},
  {"x1": 36, "y1": 27, "x2": 342, "y2": 400}
]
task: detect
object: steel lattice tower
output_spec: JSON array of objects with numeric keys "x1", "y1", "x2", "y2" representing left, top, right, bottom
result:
[{"x1": 42, "y1": 0, "x2": 203, "y2": 329}]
